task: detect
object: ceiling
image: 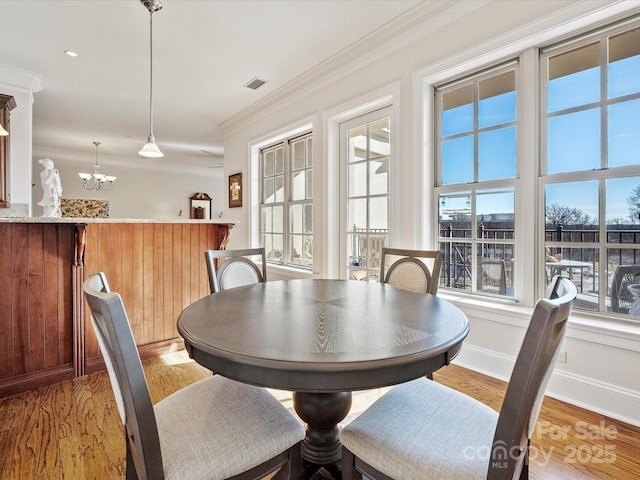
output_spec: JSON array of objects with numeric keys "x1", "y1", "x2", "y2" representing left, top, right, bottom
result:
[{"x1": 0, "y1": 0, "x2": 423, "y2": 170}]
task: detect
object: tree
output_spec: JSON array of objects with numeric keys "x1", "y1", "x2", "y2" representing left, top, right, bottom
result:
[
  {"x1": 627, "y1": 185, "x2": 640, "y2": 222},
  {"x1": 545, "y1": 204, "x2": 592, "y2": 225}
]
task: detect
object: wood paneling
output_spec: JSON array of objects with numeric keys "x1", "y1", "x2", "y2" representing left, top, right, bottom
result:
[
  {"x1": 0, "y1": 223, "x2": 76, "y2": 396},
  {"x1": 0, "y1": 221, "x2": 232, "y2": 396},
  {"x1": 82, "y1": 222, "x2": 229, "y2": 372}
]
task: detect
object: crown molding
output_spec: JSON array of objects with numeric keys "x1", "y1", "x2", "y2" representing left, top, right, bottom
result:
[{"x1": 0, "y1": 64, "x2": 43, "y2": 94}]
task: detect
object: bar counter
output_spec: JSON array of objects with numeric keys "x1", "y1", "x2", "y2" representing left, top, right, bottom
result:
[{"x1": 0, "y1": 217, "x2": 235, "y2": 397}]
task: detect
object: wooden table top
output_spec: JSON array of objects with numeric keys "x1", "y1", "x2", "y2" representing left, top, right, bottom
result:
[{"x1": 178, "y1": 279, "x2": 469, "y2": 393}]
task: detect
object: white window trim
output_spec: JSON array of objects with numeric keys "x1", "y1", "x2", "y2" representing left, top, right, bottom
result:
[
  {"x1": 249, "y1": 120, "x2": 313, "y2": 274},
  {"x1": 324, "y1": 82, "x2": 400, "y2": 278},
  {"x1": 416, "y1": 2, "x2": 640, "y2": 336}
]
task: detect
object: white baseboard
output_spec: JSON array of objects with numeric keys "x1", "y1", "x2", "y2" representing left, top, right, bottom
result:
[{"x1": 454, "y1": 345, "x2": 640, "y2": 428}]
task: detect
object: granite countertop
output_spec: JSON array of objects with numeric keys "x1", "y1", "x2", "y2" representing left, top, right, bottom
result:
[{"x1": 0, "y1": 217, "x2": 238, "y2": 224}]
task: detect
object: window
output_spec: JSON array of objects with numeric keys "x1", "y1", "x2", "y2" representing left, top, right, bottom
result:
[
  {"x1": 341, "y1": 110, "x2": 391, "y2": 281},
  {"x1": 436, "y1": 64, "x2": 517, "y2": 298},
  {"x1": 260, "y1": 132, "x2": 313, "y2": 268},
  {"x1": 542, "y1": 24, "x2": 640, "y2": 316}
]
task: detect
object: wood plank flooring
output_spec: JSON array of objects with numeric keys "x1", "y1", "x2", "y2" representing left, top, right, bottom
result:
[{"x1": 0, "y1": 351, "x2": 637, "y2": 479}]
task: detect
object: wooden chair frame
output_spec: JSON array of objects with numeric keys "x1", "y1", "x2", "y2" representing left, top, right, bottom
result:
[
  {"x1": 84, "y1": 272, "x2": 301, "y2": 480},
  {"x1": 341, "y1": 276, "x2": 577, "y2": 480},
  {"x1": 380, "y1": 247, "x2": 443, "y2": 295},
  {"x1": 205, "y1": 247, "x2": 267, "y2": 293}
]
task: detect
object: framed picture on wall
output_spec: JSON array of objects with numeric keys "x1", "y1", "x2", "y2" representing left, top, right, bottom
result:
[{"x1": 229, "y1": 172, "x2": 242, "y2": 208}]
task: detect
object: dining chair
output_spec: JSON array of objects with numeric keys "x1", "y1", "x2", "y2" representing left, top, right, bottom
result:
[
  {"x1": 380, "y1": 247, "x2": 443, "y2": 295},
  {"x1": 205, "y1": 247, "x2": 267, "y2": 293},
  {"x1": 478, "y1": 257, "x2": 507, "y2": 295},
  {"x1": 610, "y1": 264, "x2": 640, "y2": 314},
  {"x1": 83, "y1": 272, "x2": 304, "y2": 480},
  {"x1": 340, "y1": 275, "x2": 577, "y2": 480}
]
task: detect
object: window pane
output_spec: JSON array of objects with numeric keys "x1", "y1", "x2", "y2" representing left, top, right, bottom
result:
[
  {"x1": 272, "y1": 235, "x2": 283, "y2": 262},
  {"x1": 478, "y1": 71, "x2": 515, "y2": 128},
  {"x1": 264, "y1": 150, "x2": 274, "y2": 176},
  {"x1": 442, "y1": 85, "x2": 473, "y2": 136},
  {"x1": 293, "y1": 140, "x2": 305, "y2": 170},
  {"x1": 275, "y1": 175, "x2": 285, "y2": 202},
  {"x1": 476, "y1": 189, "x2": 514, "y2": 239},
  {"x1": 370, "y1": 158, "x2": 389, "y2": 196},
  {"x1": 477, "y1": 253, "x2": 513, "y2": 297},
  {"x1": 264, "y1": 234, "x2": 272, "y2": 259},
  {"x1": 290, "y1": 204, "x2": 302, "y2": 233},
  {"x1": 304, "y1": 204, "x2": 313, "y2": 233},
  {"x1": 608, "y1": 27, "x2": 640, "y2": 99},
  {"x1": 547, "y1": 109, "x2": 600, "y2": 173},
  {"x1": 348, "y1": 126, "x2": 367, "y2": 162},
  {"x1": 306, "y1": 170, "x2": 313, "y2": 199},
  {"x1": 275, "y1": 147, "x2": 284, "y2": 174},
  {"x1": 546, "y1": 247, "x2": 598, "y2": 308},
  {"x1": 548, "y1": 43, "x2": 600, "y2": 112},
  {"x1": 348, "y1": 198, "x2": 367, "y2": 230},
  {"x1": 263, "y1": 178, "x2": 274, "y2": 203},
  {"x1": 262, "y1": 206, "x2": 272, "y2": 232},
  {"x1": 442, "y1": 135, "x2": 474, "y2": 184},
  {"x1": 303, "y1": 235, "x2": 313, "y2": 267},
  {"x1": 608, "y1": 99, "x2": 640, "y2": 167},
  {"x1": 478, "y1": 127, "x2": 516, "y2": 181},
  {"x1": 607, "y1": 177, "x2": 640, "y2": 226},
  {"x1": 349, "y1": 162, "x2": 367, "y2": 197},
  {"x1": 439, "y1": 193, "x2": 472, "y2": 236},
  {"x1": 545, "y1": 181, "x2": 599, "y2": 232},
  {"x1": 369, "y1": 197, "x2": 389, "y2": 230},
  {"x1": 439, "y1": 241, "x2": 472, "y2": 290},
  {"x1": 370, "y1": 119, "x2": 390, "y2": 158},
  {"x1": 306, "y1": 137, "x2": 313, "y2": 167},
  {"x1": 273, "y1": 205, "x2": 283, "y2": 233},
  {"x1": 607, "y1": 248, "x2": 640, "y2": 316},
  {"x1": 291, "y1": 235, "x2": 303, "y2": 265},
  {"x1": 292, "y1": 171, "x2": 306, "y2": 201}
]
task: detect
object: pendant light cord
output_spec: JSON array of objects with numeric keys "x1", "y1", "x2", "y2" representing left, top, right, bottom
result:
[{"x1": 148, "y1": 10, "x2": 154, "y2": 138}]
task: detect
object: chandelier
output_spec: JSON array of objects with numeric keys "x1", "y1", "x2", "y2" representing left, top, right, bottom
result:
[
  {"x1": 138, "y1": 0, "x2": 164, "y2": 157},
  {"x1": 78, "y1": 142, "x2": 117, "y2": 191}
]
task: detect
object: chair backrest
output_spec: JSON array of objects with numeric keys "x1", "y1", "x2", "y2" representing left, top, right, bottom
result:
[
  {"x1": 488, "y1": 276, "x2": 576, "y2": 480},
  {"x1": 83, "y1": 272, "x2": 163, "y2": 479},
  {"x1": 380, "y1": 247, "x2": 443, "y2": 295},
  {"x1": 478, "y1": 258, "x2": 507, "y2": 295},
  {"x1": 610, "y1": 265, "x2": 640, "y2": 314},
  {"x1": 204, "y1": 247, "x2": 267, "y2": 293}
]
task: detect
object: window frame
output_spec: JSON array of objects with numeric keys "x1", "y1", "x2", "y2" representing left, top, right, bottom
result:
[
  {"x1": 539, "y1": 19, "x2": 640, "y2": 317},
  {"x1": 434, "y1": 60, "x2": 519, "y2": 300},
  {"x1": 259, "y1": 130, "x2": 314, "y2": 270}
]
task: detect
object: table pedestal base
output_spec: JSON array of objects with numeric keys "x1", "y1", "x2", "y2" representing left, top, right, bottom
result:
[{"x1": 293, "y1": 391, "x2": 352, "y2": 480}]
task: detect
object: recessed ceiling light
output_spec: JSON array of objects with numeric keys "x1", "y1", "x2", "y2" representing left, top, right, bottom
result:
[{"x1": 64, "y1": 50, "x2": 78, "y2": 57}]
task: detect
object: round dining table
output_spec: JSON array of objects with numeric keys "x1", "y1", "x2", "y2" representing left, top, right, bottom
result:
[{"x1": 178, "y1": 279, "x2": 469, "y2": 479}]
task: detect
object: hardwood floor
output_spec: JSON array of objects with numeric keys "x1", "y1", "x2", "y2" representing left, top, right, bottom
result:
[{"x1": 0, "y1": 351, "x2": 637, "y2": 479}]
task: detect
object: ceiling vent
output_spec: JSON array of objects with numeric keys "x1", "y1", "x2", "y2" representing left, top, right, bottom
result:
[{"x1": 244, "y1": 77, "x2": 267, "y2": 90}]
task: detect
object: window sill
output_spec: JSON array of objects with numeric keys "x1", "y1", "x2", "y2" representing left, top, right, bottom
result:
[
  {"x1": 438, "y1": 291, "x2": 640, "y2": 352},
  {"x1": 263, "y1": 263, "x2": 317, "y2": 280}
]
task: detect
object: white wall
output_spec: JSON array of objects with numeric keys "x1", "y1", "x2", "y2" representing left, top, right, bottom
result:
[
  {"x1": 221, "y1": 0, "x2": 640, "y2": 426},
  {"x1": 0, "y1": 65, "x2": 41, "y2": 216},
  {"x1": 31, "y1": 149, "x2": 225, "y2": 219}
]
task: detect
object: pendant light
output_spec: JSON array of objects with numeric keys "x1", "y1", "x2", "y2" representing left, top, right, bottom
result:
[{"x1": 138, "y1": 0, "x2": 164, "y2": 158}]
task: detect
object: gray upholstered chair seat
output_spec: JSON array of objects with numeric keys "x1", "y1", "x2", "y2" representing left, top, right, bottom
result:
[
  {"x1": 340, "y1": 377, "x2": 498, "y2": 480},
  {"x1": 156, "y1": 376, "x2": 305, "y2": 480}
]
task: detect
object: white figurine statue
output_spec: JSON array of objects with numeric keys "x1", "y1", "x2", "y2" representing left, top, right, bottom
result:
[{"x1": 38, "y1": 158, "x2": 62, "y2": 217}]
